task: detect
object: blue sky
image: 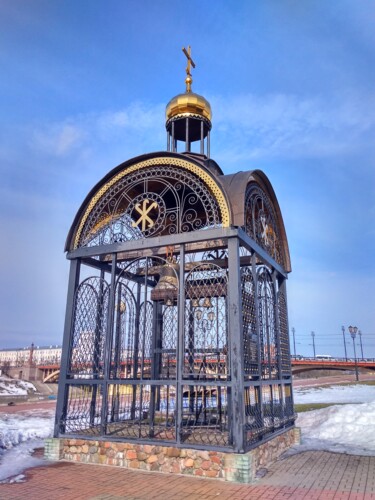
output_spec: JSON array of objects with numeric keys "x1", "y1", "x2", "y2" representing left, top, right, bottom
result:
[{"x1": 1, "y1": 0, "x2": 374, "y2": 357}]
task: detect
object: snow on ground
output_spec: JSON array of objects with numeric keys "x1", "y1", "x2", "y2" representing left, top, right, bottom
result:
[
  {"x1": 0, "y1": 377, "x2": 36, "y2": 396},
  {"x1": 0, "y1": 409, "x2": 54, "y2": 482},
  {"x1": 0, "y1": 382, "x2": 375, "y2": 481},
  {"x1": 290, "y1": 383, "x2": 375, "y2": 456},
  {"x1": 294, "y1": 383, "x2": 375, "y2": 404}
]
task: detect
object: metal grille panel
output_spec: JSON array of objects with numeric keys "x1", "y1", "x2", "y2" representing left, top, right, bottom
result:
[
  {"x1": 278, "y1": 288, "x2": 292, "y2": 375},
  {"x1": 180, "y1": 384, "x2": 229, "y2": 447},
  {"x1": 241, "y1": 266, "x2": 258, "y2": 377},
  {"x1": 258, "y1": 267, "x2": 279, "y2": 380},
  {"x1": 106, "y1": 383, "x2": 176, "y2": 441},
  {"x1": 68, "y1": 277, "x2": 109, "y2": 379},
  {"x1": 184, "y1": 264, "x2": 228, "y2": 380},
  {"x1": 63, "y1": 384, "x2": 103, "y2": 435}
]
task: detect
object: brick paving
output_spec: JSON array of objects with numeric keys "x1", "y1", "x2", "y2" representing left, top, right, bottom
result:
[{"x1": 1, "y1": 450, "x2": 375, "y2": 500}]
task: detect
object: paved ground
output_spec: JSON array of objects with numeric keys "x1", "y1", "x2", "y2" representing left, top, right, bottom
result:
[{"x1": 1, "y1": 450, "x2": 375, "y2": 500}]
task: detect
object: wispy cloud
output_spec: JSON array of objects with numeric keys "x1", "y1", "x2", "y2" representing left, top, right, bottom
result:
[{"x1": 210, "y1": 90, "x2": 375, "y2": 162}]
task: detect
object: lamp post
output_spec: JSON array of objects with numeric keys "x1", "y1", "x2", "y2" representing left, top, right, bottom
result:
[
  {"x1": 348, "y1": 325, "x2": 359, "y2": 382},
  {"x1": 358, "y1": 330, "x2": 364, "y2": 360},
  {"x1": 291, "y1": 327, "x2": 296, "y2": 358},
  {"x1": 341, "y1": 326, "x2": 348, "y2": 361},
  {"x1": 311, "y1": 331, "x2": 316, "y2": 358}
]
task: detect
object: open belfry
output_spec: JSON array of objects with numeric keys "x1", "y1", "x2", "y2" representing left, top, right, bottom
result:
[{"x1": 52, "y1": 47, "x2": 298, "y2": 482}]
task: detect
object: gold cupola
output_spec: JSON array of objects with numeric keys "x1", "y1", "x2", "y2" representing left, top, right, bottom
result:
[{"x1": 166, "y1": 46, "x2": 212, "y2": 156}]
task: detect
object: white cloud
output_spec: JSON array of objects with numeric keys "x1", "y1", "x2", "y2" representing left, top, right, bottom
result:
[{"x1": 210, "y1": 90, "x2": 375, "y2": 162}]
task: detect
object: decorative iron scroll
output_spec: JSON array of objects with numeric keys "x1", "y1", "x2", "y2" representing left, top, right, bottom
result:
[
  {"x1": 244, "y1": 183, "x2": 284, "y2": 267},
  {"x1": 68, "y1": 277, "x2": 109, "y2": 379},
  {"x1": 76, "y1": 163, "x2": 223, "y2": 248}
]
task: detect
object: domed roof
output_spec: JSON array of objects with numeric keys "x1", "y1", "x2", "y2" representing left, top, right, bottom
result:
[{"x1": 166, "y1": 92, "x2": 212, "y2": 122}]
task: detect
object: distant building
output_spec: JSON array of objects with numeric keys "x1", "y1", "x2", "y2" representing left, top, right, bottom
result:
[{"x1": 0, "y1": 345, "x2": 62, "y2": 366}]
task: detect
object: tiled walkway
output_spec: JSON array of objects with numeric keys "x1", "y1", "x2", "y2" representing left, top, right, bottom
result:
[{"x1": 1, "y1": 450, "x2": 375, "y2": 499}]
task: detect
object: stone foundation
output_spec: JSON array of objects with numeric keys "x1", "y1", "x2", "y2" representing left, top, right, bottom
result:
[{"x1": 45, "y1": 427, "x2": 300, "y2": 484}]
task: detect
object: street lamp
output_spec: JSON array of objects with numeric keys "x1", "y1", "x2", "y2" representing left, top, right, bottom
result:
[
  {"x1": 291, "y1": 327, "x2": 296, "y2": 358},
  {"x1": 311, "y1": 331, "x2": 316, "y2": 358},
  {"x1": 348, "y1": 325, "x2": 359, "y2": 382},
  {"x1": 341, "y1": 326, "x2": 348, "y2": 361}
]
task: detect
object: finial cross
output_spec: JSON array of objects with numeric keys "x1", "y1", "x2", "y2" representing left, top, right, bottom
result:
[
  {"x1": 182, "y1": 46, "x2": 195, "y2": 92},
  {"x1": 182, "y1": 45, "x2": 196, "y2": 76}
]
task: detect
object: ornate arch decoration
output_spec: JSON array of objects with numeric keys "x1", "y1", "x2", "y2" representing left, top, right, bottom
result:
[
  {"x1": 220, "y1": 170, "x2": 291, "y2": 272},
  {"x1": 65, "y1": 152, "x2": 231, "y2": 251}
]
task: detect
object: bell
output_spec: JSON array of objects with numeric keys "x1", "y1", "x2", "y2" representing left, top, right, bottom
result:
[
  {"x1": 151, "y1": 261, "x2": 179, "y2": 303},
  {"x1": 191, "y1": 298, "x2": 200, "y2": 308},
  {"x1": 207, "y1": 311, "x2": 215, "y2": 322},
  {"x1": 202, "y1": 297, "x2": 212, "y2": 308}
]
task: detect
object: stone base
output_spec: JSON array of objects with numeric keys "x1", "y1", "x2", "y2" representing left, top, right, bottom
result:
[{"x1": 46, "y1": 427, "x2": 300, "y2": 484}]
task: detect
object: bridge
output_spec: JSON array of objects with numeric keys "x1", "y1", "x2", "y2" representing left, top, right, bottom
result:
[
  {"x1": 36, "y1": 357, "x2": 375, "y2": 382},
  {"x1": 291, "y1": 357, "x2": 375, "y2": 375}
]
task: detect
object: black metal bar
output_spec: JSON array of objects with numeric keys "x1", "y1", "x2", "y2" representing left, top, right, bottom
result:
[
  {"x1": 207, "y1": 130, "x2": 210, "y2": 158},
  {"x1": 67, "y1": 227, "x2": 237, "y2": 260},
  {"x1": 200, "y1": 120, "x2": 204, "y2": 154},
  {"x1": 54, "y1": 258, "x2": 81, "y2": 436},
  {"x1": 185, "y1": 117, "x2": 189, "y2": 152},
  {"x1": 228, "y1": 237, "x2": 245, "y2": 452},
  {"x1": 176, "y1": 243, "x2": 185, "y2": 446},
  {"x1": 100, "y1": 253, "x2": 117, "y2": 435},
  {"x1": 273, "y1": 270, "x2": 283, "y2": 380}
]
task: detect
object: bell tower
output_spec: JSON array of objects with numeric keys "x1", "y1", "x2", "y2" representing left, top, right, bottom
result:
[{"x1": 166, "y1": 46, "x2": 212, "y2": 156}]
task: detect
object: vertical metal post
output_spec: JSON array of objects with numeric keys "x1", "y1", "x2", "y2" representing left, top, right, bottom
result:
[
  {"x1": 311, "y1": 331, "x2": 316, "y2": 358},
  {"x1": 342, "y1": 326, "x2": 348, "y2": 361},
  {"x1": 185, "y1": 117, "x2": 189, "y2": 152},
  {"x1": 100, "y1": 253, "x2": 117, "y2": 436},
  {"x1": 207, "y1": 130, "x2": 210, "y2": 158},
  {"x1": 228, "y1": 237, "x2": 245, "y2": 452},
  {"x1": 292, "y1": 327, "x2": 296, "y2": 358},
  {"x1": 54, "y1": 258, "x2": 81, "y2": 436},
  {"x1": 200, "y1": 120, "x2": 204, "y2": 154},
  {"x1": 352, "y1": 335, "x2": 359, "y2": 381},
  {"x1": 176, "y1": 243, "x2": 185, "y2": 445},
  {"x1": 272, "y1": 271, "x2": 283, "y2": 380},
  {"x1": 172, "y1": 121, "x2": 175, "y2": 152}
]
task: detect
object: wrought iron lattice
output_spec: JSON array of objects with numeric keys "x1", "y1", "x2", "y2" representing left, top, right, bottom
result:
[
  {"x1": 245, "y1": 183, "x2": 284, "y2": 267},
  {"x1": 278, "y1": 288, "x2": 292, "y2": 376},
  {"x1": 241, "y1": 266, "x2": 258, "y2": 377},
  {"x1": 244, "y1": 386, "x2": 263, "y2": 445},
  {"x1": 68, "y1": 277, "x2": 109, "y2": 379},
  {"x1": 180, "y1": 384, "x2": 229, "y2": 446},
  {"x1": 110, "y1": 279, "x2": 136, "y2": 379},
  {"x1": 159, "y1": 305, "x2": 178, "y2": 380},
  {"x1": 106, "y1": 384, "x2": 176, "y2": 441},
  {"x1": 62, "y1": 384, "x2": 103, "y2": 435},
  {"x1": 79, "y1": 165, "x2": 222, "y2": 247},
  {"x1": 184, "y1": 263, "x2": 228, "y2": 380},
  {"x1": 257, "y1": 267, "x2": 279, "y2": 380}
]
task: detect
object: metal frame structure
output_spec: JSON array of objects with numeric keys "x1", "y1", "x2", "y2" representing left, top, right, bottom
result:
[{"x1": 55, "y1": 151, "x2": 295, "y2": 453}]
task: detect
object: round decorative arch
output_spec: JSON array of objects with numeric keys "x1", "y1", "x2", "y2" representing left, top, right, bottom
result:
[
  {"x1": 220, "y1": 170, "x2": 291, "y2": 272},
  {"x1": 66, "y1": 153, "x2": 231, "y2": 250}
]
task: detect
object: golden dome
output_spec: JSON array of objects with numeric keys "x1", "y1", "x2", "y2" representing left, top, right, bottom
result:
[{"x1": 166, "y1": 92, "x2": 212, "y2": 122}]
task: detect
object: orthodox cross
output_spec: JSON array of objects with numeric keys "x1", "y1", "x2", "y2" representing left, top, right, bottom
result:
[{"x1": 182, "y1": 45, "x2": 195, "y2": 92}]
